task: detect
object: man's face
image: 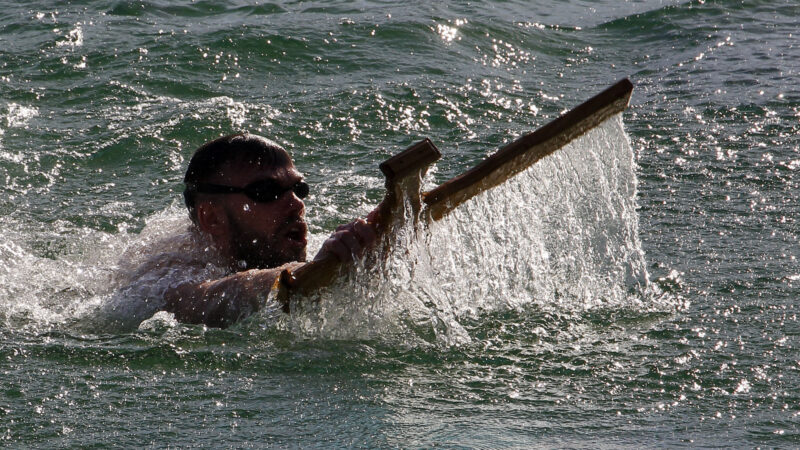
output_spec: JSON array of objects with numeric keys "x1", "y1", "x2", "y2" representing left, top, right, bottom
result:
[{"x1": 211, "y1": 160, "x2": 308, "y2": 269}]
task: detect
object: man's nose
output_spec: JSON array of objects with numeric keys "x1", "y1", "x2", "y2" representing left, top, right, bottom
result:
[{"x1": 283, "y1": 189, "x2": 305, "y2": 214}]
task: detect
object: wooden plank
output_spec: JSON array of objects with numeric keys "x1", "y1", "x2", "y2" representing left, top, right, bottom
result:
[{"x1": 422, "y1": 78, "x2": 633, "y2": 221}]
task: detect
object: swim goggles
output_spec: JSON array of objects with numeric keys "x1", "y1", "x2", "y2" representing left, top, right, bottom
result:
[{"x1": 188, "y1": 179, "x2": 309, "y2": 203}]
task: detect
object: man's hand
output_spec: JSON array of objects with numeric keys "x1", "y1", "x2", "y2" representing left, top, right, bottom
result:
[{"x1": 313, "y1": 218, "x2": 378, "y2": 263}]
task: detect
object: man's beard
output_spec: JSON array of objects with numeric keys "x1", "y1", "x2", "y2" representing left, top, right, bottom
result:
[{"x1": 227, "y1": 214, "x2": 307, "y2": 270}]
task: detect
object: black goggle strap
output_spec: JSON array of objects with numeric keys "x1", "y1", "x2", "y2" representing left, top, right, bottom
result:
[{"x1": 188, "y1": 183, "x2": 244, "y2": 195}]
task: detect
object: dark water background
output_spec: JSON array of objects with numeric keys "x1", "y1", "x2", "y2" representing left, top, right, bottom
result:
[{"x1": 1, "y1": 0, "x2": 799, "y2": 446}]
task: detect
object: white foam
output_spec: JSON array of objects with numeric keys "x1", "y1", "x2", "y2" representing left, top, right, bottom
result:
[
  {"x1": 55, "y1": 26, "x2": 83, "y2": 48},
  {"x1": 0, "y1": 219, "x2": 122, "y2": 331},
  {"x1": 0, "y1": 205, "x2": 213, "y2": 332},
  {"x1": 4, "y1": 103, "x2": 39, "y2": 128}
]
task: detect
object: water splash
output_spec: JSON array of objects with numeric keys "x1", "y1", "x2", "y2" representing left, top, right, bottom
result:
[
  {"x1": 0, "y1": 218, "x2": 122, "y2": 331},
  {"x1": 277, "y1": 114, "x2": 670, "y2": 345},
  {"x1": 0, "y1": 115, "x2": 667, "y2": 340},
  {"x1": 426, "y1": 115, "x2": 649, "y2": 313},
  {"x1": 0, "y1": 205, "x2": 217, "y2": 333}
]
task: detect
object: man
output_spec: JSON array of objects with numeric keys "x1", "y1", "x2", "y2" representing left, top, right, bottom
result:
[{"x1": 160, "y1": 133, "x2": 377, "y2": 327}]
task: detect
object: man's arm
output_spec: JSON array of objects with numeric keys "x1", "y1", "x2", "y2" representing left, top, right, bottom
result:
[
  {"x1": 164, "y1": 264, "x2": 298, "y2": 328},
  {"x1": 312, "y1": 218, "x2": 377, "y2": 263},
  {"x1": 164, "y1": 218, "x2": 377, "y2": 328}
]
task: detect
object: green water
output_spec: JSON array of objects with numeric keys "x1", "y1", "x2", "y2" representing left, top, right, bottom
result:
[{"x1": 2, "y1": 0, "x2": 799, "y2": 446}]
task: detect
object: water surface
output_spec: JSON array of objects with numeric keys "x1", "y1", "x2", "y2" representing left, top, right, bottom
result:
[{"x1": 1, "y1": 0, "x2": 799, "y2": 446}]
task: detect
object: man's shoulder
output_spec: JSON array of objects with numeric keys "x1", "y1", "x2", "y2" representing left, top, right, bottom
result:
[{"x1": 119, "y1": 226, "x2": 227, "y2": 284}]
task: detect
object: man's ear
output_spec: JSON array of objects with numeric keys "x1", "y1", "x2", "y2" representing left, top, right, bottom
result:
[{"x1": 195, "y1": 200, "x2": 229, "y2": 237}]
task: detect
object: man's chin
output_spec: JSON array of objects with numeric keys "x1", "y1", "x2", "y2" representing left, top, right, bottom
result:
[
  {"x1": 231, "y1": 256, "x2": 290, "y2": 272},
  {"x1": 290, "y1": 247, "x2": 307, "y2": 264},
  {"x1": 252, "y1": 250, "x2": 306, "y2": 270}
]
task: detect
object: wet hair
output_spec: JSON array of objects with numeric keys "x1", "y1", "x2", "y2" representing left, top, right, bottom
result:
[{"x1": 183, "y1": 133, "x2": 292, "y2": 223}]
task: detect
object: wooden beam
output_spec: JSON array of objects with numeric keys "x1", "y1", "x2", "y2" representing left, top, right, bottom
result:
[{"x1": 422, "y1": 78, "x2": 633, "y2": 221}]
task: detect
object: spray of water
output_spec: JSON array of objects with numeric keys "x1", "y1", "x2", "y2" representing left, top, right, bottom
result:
[
  {"x1": 0, "y1": 204, "x2": 218, "y2": 333},
  {"x1": 0, "y1": 219, "x2": 121, "y2": 332},
  {"x1": 275, "y1": 115, "x2": 668, "y2": 345}
]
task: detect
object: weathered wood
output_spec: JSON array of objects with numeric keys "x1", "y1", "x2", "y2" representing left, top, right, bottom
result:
[{"x1": 422, "y1": 78, "x2": 633, "y2": 221}]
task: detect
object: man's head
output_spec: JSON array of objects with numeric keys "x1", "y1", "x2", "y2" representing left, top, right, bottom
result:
[{"x1": 183, "y1": 133, "x2": 308, "y2": 270}]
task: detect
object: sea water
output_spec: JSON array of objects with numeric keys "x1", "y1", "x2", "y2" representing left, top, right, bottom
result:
[{"x1": 1, "y1": 0, "x2": 799, "y2": 446}]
